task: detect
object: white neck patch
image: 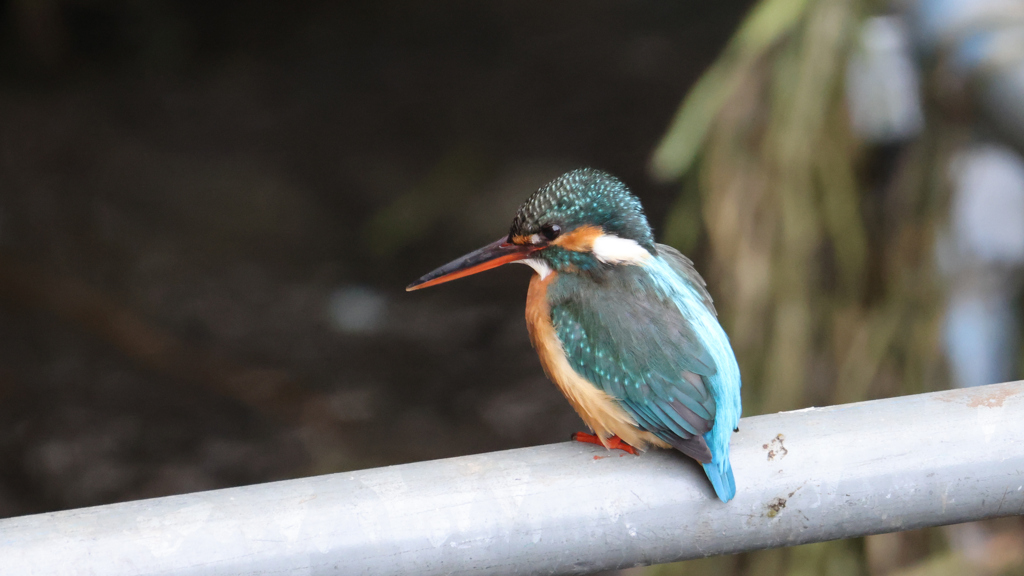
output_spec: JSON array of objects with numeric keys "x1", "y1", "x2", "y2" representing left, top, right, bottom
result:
[
  {"x1": 516, "y1": 258, "x2": 552, "y2": 279},
  {"x1": 591, "y1": 233, "x2": 651, "y2": 265}
]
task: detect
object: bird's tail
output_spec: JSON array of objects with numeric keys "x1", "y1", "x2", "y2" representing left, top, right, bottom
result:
[{"x1": 702, "y1": 459, "x2": 736, "y2": 502}]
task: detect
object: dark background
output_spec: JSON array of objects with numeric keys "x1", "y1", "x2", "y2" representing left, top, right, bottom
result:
[{"x1": 0, "y1": 0, "x2": 751, "y2": 518}]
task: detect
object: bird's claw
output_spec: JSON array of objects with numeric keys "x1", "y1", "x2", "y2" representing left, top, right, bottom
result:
[{"x1": 571, "y1": 432, "x2": 639, "y2": 455}]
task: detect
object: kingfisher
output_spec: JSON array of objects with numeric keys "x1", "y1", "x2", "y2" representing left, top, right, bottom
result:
[{"x1": 406, "y1": 168, "x2": 742, "y2": 502}]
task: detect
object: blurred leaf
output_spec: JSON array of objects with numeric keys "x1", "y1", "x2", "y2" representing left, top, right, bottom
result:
[
  {"x1": 649, "y1": 0, "x2": 811, "y2": 182},
  {"x1": 363, "y1": 146, "x2": 491, "y2": 258},
  {"x1": 787, "y1": 541, "x2": 862, "y2": 576},
  {"x1": 650, "y1": 62, "x2": 741, "y2": 182},
  {"x1": 817, "y1": 116, "x2": 869, "y2": 297},
  {"x1": 888, "y1": 551, "x2": 975, "y2": 576},
  {"x1": 662, "y1": 176, "x2": 703, "y2": 253}
]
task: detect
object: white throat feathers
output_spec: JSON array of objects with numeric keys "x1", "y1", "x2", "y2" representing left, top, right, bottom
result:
[{"x1": 517, "y1": 258, "x2": 553, "y2": 279}]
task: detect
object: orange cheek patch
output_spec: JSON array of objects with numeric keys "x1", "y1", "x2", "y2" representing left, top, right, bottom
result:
[
  {"x1": 552, "y1": 225, "x2": 604, "y2": 252},
  {"x1": 510, "y1": 234, "x2": 534, "y2": 245}
]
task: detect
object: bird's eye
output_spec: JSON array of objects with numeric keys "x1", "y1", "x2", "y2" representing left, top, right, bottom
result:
[{"x1": 540, "y1": 224, "x2": 561, "y2": 241}]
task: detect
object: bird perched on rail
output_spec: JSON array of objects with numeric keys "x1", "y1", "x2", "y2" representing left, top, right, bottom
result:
[{"x1": 406, "y1": 168, "x2": 742, "y2": 502}]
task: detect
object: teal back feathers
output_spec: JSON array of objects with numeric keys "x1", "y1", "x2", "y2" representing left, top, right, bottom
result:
[{"x1": 547, "y1": 245, "x2": 741, "y2": 501}]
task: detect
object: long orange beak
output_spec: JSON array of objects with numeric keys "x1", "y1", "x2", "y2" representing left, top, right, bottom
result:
[{"x1": 406, "y1": 237, "x2": 536, "y2": 291}]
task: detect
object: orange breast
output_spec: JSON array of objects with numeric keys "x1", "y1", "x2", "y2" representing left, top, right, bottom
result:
[{"x1": 524, "y1": 272, "x2": 669, "y2": 451}]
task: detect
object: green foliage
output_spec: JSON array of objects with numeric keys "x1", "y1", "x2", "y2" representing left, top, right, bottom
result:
[
  {"x1": 655, "y1": 0, "x2": 948, "y2": 418},
  {"x1": 640, "y1": 0, "x2": 983, "y2": 574},
  {"x1": 649, "y1": 0, "x2": 811, "y2": 182}
]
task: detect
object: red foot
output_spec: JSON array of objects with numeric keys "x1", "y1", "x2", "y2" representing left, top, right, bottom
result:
[{"x1": 571, "y1": 432, "x2": 639, "y2": 456}]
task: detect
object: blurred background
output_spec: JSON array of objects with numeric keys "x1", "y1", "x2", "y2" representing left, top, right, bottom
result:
[{"x1": 0, "y1": 0, "x2": 1022, "y2": 575}]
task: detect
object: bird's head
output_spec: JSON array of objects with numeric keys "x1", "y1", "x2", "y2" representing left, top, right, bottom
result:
[{"x1": 406, "y1": 168, "x2": 655, "y2": 291}]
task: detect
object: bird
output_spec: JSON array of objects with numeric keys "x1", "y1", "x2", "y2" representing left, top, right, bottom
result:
[{"x1": 406, "y1": 168, "x2": 742, "y2": 502}]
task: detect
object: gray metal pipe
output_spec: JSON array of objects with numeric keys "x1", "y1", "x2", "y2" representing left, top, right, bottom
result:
[{"x1": 1, "y1": 382, "x2": 1022, "y2": 575}]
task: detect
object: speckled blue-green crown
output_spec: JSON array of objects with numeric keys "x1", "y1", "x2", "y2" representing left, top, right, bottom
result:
[{"x1": 509, "y1": 168, "x2": 655, "y2": 250}]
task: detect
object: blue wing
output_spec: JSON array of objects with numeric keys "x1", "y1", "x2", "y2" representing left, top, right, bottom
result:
[{"x1": 547, "y1": 246, "x2": 741, "y2": 501}]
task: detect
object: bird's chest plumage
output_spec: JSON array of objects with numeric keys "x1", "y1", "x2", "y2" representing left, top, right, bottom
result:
[{"x1": 524, "y1": 271, "x2": 669, "y2": 450}]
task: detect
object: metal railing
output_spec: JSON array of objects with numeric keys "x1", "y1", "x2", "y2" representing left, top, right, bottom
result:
[{"x1": 0, "y1": 381, "x2": 1021, "y2": 575}]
